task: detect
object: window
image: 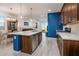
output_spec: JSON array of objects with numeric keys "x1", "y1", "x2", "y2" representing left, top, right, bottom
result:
[{"x1": 0, "y1": 16, "x2": 5, "y2": 30}]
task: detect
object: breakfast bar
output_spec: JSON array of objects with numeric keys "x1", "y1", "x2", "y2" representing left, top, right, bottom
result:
[{"x1": 9, "y1": 31, "x2": 42, "y2": 54}]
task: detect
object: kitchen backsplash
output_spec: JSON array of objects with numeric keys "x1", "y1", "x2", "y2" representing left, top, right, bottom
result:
[{"x1": 63, "y1": 23, "x2": 79, "y2": 34}]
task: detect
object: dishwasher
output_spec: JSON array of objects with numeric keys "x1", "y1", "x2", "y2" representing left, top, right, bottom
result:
[{"x1": 32, "y1": 35, "x2": 38, "y2": 52}]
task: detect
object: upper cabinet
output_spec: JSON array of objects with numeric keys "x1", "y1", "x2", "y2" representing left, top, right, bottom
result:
[
  {"x1": 77, "y1": 4, "x2": 79, "y2": 21},
  {"x1": 61, "y1": 3, "x2": 78, "y2": 25},
  {"x1": 71, "y1": 3, "x2": 77, "y2": 17}
]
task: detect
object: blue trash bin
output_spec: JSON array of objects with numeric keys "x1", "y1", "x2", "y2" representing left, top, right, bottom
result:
[{"x1": 13, "y1": 35, "x2": 21, "y2": 51}]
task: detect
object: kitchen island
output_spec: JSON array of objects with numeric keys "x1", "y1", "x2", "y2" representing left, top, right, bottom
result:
[
  {"x1": 57, "y1": 32, "x2": 79, "y2": 56},
  {"x1": 9, "y1": 31, "x2": 42, "y2": 54}
]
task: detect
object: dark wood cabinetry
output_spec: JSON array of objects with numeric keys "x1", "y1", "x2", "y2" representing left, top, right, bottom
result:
[
  {"x1": 21, "y1": 36, "x2": 32, "y2": 54},
  {"x1": 57, "y1": 35, "x2": 79, "y2": 56},
  {"x1": 63, "y1": 40, "x2": 79, "y2": 56},
  {"x1": 61, "y1": 3, "x2": 79, "y2": 25},
  {"x1": 77, "y1": 4, "x2": 79, "y2": 21},
  {"x1": 21, "y1": 32, "x2": 42, "y2": 54},
  {"x1": 71, "y1": 4, "x2": 77, "y2": 17}
]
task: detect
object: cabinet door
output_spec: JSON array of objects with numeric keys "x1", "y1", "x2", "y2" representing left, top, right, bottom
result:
[
  {"x1": 63, "y1": 40, "x2": 70, "y2": 56},
  {"x1": 21, "y1": 36, "x2": 32, "y2": 54},
  {"x1": 73, "y1": 41, "x2": 79, "y2": 56},
  {"x1": 64, "y1": 4, "x2": 69, "y2": 16},
  {"x1": 69, "y1": 41, "x2": 75, "y2": 56},
  {"x1": 38, "y1": 33, "x2": 42, "y2": 45},
  {"x1": 63, "y1": 40, "x2": 79, "y2": 56},
  {"x1": 32, "y1": 35, "x2": 38, "y2": 51},
  {"x1": 67, "y1": 4, "x2": 72, "y2": 16},
  {"x1": 71, "y1": 3, "x2": 77, "y2": 17},
  {"x1": 69, "y1": 41, "x2": 79, "y2": 56},
  {"x1": 61, "y1": 4, "x2": 72, "y2": 25},
  {"x1": 77, "y1": 3, "x2": 79, "y2": 21},
  {"x1": 61, "y1": 3, "x2": 78, "y2": 25}
]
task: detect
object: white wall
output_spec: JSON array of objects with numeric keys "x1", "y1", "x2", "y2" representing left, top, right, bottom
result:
[
  {"x1": 70, "y1": 23, "x2": 79, "y2": 34},
  {"x1": 17, "y1": 17, "x2": 42, "y2": 31},
  {"x1": 20, "y1": 19, "x2": 33, "y2": 28}
]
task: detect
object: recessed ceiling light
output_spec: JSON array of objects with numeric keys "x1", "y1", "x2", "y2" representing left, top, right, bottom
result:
[
  {"x1": 20, "y1": 16, "x2": 22, "y2": 18},
  {"x1": 48, "y1": 9, "x2": 52, "y2": 12},
  {"x1": 30, "y1": 18, "x2": 33, "y2": 21}
]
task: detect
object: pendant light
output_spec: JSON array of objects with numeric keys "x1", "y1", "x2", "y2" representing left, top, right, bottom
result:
[
  {"x1": 30, "y1": 8, "x2": 32, "y2": 18},
  {"x1": 20, "y1": 3, "x2": 23, "y2": 18},
  {"x1": 30, "y1": 8, "x2": 33, "y2": 21}
]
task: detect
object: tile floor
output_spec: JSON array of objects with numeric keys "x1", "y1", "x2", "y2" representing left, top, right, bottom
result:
[{"x1": 0, "y1": 33, "x2": 60, "y2": 56}]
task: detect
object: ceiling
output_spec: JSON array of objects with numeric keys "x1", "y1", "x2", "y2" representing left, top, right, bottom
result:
[{"x1": 0, "y1": 3, "x2": 63, "y2": 21}]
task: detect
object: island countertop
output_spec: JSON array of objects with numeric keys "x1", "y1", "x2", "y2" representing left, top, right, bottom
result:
[
  {"x1": 57, "y1": 32, "x2": 79, "y2": 41},
  {"x1": 8, "y1": 31, "x2": 42, "y2": 36}
]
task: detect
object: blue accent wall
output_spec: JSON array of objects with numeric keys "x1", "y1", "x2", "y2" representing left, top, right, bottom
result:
[{"x1": 48, "y1": 12, "x2": 63, "y2": 38}]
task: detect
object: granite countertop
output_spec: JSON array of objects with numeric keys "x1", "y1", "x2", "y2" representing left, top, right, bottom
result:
[
  {"x1": 8, "y1": 30, "x2": 42, "y2": 36},
  {"x1": 57, "y1": 32, "x2": 79, "y2": 41}
]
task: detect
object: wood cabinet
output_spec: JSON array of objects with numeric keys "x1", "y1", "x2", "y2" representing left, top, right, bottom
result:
[
  {"x1": 63, "y1": 40, "x2": 79, "y2": 56},
  {"x1": 21, "y1": 36, "x2": 32, "y2": 54},
  {"x1": 61, "y1": 3, "x2": 79, "y2": 25},
  {"x1": 77, "y1": 3, "x2": 79, "y2": 21},
  {"x1": 57, "y1": 35, "x2": 79, "y2": 56},
  {"x1": 21, "y1": 32, "x2": 42, "y2": 54},
  {"x1": 71, "y1": 3, "x2": 77, "y2": 17}
]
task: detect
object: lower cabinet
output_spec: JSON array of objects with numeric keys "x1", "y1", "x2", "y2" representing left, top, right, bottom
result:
[
  {"x1": 32, "y1": 35, "x2": 38, "y2": 51},
  {"x1": 57, "y1": 35, "x2": 79, "y2": 56},
  {"x1": 38, "y1": 33, "x2": 42, "y2": 45},
  {"x1": 63, "y1": 40, "x2": 79, "y2": 56},
  {"x1": 21, "y1": 36, "x2": 32, "y2": 54},
  {"x1": 57, "y1": 35, "x2": 63, "y2": 56},
  {"x1": 21, "y1": 32, "x2": 42, "y2": 54}
]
